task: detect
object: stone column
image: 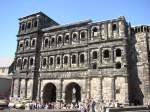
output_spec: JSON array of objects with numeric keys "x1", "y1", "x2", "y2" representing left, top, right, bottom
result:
[
  {"x1": 111, "y1": 77, "x2": 116, "y2": 101},
  {"x1": 98, "y1": 77, "x2": 103, "y2": 102},
  {"x1": 86, "y1": 78, "x2": 91, "y2": 99},
  {"x1": 124, "y1": 76, "x2": 129, "y2": 104},
  {"x1": 18, "y1": 79, "x2": 21, "y2": 97},
  {"x1": 57, "y1": 79, "x2": 63, "y2": 100},
  {"x1": 25, "y1": 79, "x2": 28, "y2": 98},
  {"x1": 11, "y1": 79, "x2": 15, "y2": 97},
  {"x1": 37, "y1": 79, "x2": 41, "y2": 100}
]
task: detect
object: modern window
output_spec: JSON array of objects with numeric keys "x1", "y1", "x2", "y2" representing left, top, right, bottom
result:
[{"x1": 103, "y1": 50, "x2": 110, "y2": 58}]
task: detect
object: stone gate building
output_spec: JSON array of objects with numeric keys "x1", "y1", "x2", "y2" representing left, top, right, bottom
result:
[{"x1": 11, "y1": 12, "x2": 150, "y2": 106}]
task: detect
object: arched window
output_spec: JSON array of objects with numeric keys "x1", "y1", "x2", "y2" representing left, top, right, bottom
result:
[
  {"x1": 92, "y1": 27, "x2": 98, "y2": 36},
  {"x1": 92, "y1": 63, "x2": 97, "y2": 69},
  {"x1": 34, "y1": 20, "x2": 38, "y2": 27},
  {"x1": 51, "y1": 38, "x2": 55, "y2": 45},
  {"x1": 19, "y1": 43, "x2": 23, "y2": 48},
  {"x1": 31, "y1": 39, "x2": 35, "y2": 47},
  {"x1": 17, "y1": 59, "x2": 21, "y2": 67},
  {"x1": 103, "y1": 50, "x2": 109, "y2": 58},
  {"x1": 57, "y1": 57, "x2": 60, "y2": 65},
  {"x1": 27, "y1": 22, "x2": 31, "y2": 29},
  {"x1": 72, "y1": 33, "x2": 77, "y2": 42},
  {"x1": 21, "y1": 24, "x2": 25, "y2": 31},
  {"x1": 116, "y1": 62, "x2": 121, "y2": 69},
  {"x1": 116, "y1": 49, "x2": 121, "y2": 57},
  {"x1": 30, "y1": 58, "x2": 34, "y2": 66},
  {"x1": 64, "y1": 56, "x2": 68, "y2": 64},
  {"x1": 72, "y1": 55, "x2": 76, "y2": 64},
  {"x1": 112, "y1": 24, "x2": 117, "y2": 31},
  {"x1": 49, "y1": 57, "x2": 53, "y2": 65},
  {"x1": 44, "y1": 38, "x2": 49, "y2": 47},
  {"x1": 64, "y1": 35, "x2": 69, "y2": 43},
  {"x1": 80, "y1": 31, "x2": 86, "y2": 40},
  {"x1": 57, "y1": 36, "x2": 62, "y2": 44},
  {"x1": 92, "y1": 51, "x2": 98, "y2": 59},
  {"x1": 23, "y1": 59, "x2": 27, "y2": 66},
  {"x1": 25, "y1": 40, "x2": 29, "y2": 47},
  {"x1": 43, "y1": 58, "x2": 47, "y2": 67},
  {"x1": 80, "y1": 54, "x2": 84, "y2": 63}
]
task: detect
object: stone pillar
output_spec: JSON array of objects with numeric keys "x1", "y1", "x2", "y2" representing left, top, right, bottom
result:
[
  {"x1": 18, "y1": 79, "x2": 21, "y2": 97},
  {"x1": 37, "y1": 79, "x2": 41, "y2": 100},
  {"x1": 108, "y1": 22, "x2": 112, "y2": 39},
  {"x1": 25, "y1": 79, "x2": 28, "y2": 98},
  {"x1": 124, "y1": 76, "x2": 129, "y2": 104},
  {"x1": 98, "y1": 77, "x2": 103, "y2": 102},
  {"x1": 11, "y1": 79, "x2": 14, "y2": 97},
  {"x1": 111, "y1": 77, "x2": 115, "y2": 101},
  {"x1": 57, "y1": 79, "x2": 63, "y2": 101},
  {"x1": 86, "y1": 78, "x2": 91, "y2": 99}
]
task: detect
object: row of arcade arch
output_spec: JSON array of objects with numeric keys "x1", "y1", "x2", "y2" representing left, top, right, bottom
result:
[{"x1": 42, "y1": 82, "x2": 81, "y2": 104}]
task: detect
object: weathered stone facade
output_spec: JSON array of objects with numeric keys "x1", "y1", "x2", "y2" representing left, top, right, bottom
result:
[{"x1": 11, "y1": 12, "x2": 150, "y2": 107}]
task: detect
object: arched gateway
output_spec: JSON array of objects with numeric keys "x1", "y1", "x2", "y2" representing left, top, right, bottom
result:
[
  {"x1": 65, "y1": 82, "x2": 81, "y2": 104},
  {"x1": 42, "y1": 83, "x2": 56, "y2": 104}
]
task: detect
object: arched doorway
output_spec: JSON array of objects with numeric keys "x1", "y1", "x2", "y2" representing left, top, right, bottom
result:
[
  {"x1": 42, "y1": 83, "x2": 56, "y2": 104},
  {"x1": 65, "y1": 82, "x2": 81, "y2": 104}
]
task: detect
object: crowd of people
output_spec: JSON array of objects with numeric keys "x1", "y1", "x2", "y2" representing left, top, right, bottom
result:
[{"x1": 23, "y1": 98, "x2": 96, "y2": 112}]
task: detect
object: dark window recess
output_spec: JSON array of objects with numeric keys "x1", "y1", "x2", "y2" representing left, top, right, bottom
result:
[
  {"x1": 72, "y1": 55, "x2": 76, "y2": 64},
  {"x1": 116, "y1": 49, "x2": 122, "y2": 57},
  {"x1": 57, "y1": 57, "x2": 60, "y2": 64},
  {"x1": 103, "y1": 50, "x2": 110, "y2": 58},
  {"x1": 58, "y1": 36, "x2": 62, "y2": 44},
  {"x1": 17, "y1": 59, "x2": 21, "y2": 67},
  {"x1": 19, "y1": 43, "x2": 23, "y2": 48},
  {"x1": 51, "y1": 38, "x2": 55, "y2": 44},
  {"x1": 92, "y1": 63, "x2": 97, "y2": 69},
  {"x1": 27, "y1": 22, "x2": 31, "y2": 29},
  {"x1": 64, "y1": 56, "x2": 68, "y2": 64},
  {"x1": 93, "y1": 51, "x2": 98, "y2": 59},
  {"x1": 49, "y1": 58, "x2": 53, "y2": 65},
  {"x1": 45, "y1": 39, "x2": 49, "y2": 47},
  {"x1": 112, "y1": 24, "x2": 117, "y2": 31},
  {"x1": 21, "y1": 24, "x2": 25, "y2": 31},
  {"x1": 72, "y1": 33, "x2": 77, "y2": 41},
  {"x1": 31, "y1": 40, "x2": 35, "y2": 47},
  {"x1": 30, "y1": 58, "x2": 34, "y2": 66},
  {"x1": 25, "y1": 40, "x2": 29, "y2": 47},
  {"x1": 80, "y1": 54, "x2": 85, "y2": 63},
  {"x1": 116, "y1": 62, "x2": 121, "y2": 69},
  {"x1": 34, "y1": 20, "x2": 38, "y2": 27},
  {"x1": 64, "y1": 35, "x2": 69, "y2": 43},
  {"x1": 81, "y1": 32, "x2": 85, "y2": 40},
  {"x1": 43, "y1": 58, "x2": 47, "y2": 66},
  {"x1": 23, "y1": 59, "x2": 27, "y2": 66},
  {"x1": 92, "y1": 27, "x2": 98, "y2": 36}
]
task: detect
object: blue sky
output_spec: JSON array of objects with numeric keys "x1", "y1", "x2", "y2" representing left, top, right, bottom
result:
[{"x1": 0, "y1": 0, "x2": 150, "y2": 57}]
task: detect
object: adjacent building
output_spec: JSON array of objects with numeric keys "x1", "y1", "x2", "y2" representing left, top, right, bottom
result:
[{"x1": 11, "y1": 12, "x2": 150, "y2": 107}]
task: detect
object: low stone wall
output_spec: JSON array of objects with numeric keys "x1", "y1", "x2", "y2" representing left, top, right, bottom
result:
[{"x1": 107, "y1": 106, "x2": 149, "y2": 112}]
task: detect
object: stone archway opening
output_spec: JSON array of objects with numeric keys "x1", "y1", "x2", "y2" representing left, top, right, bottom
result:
[
  {"x1": 42, "y1": 83, "x2": 56, "y2": 104},
  {"x1": 65, "y1": 82, "x2": 81, "y2": 104}
]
